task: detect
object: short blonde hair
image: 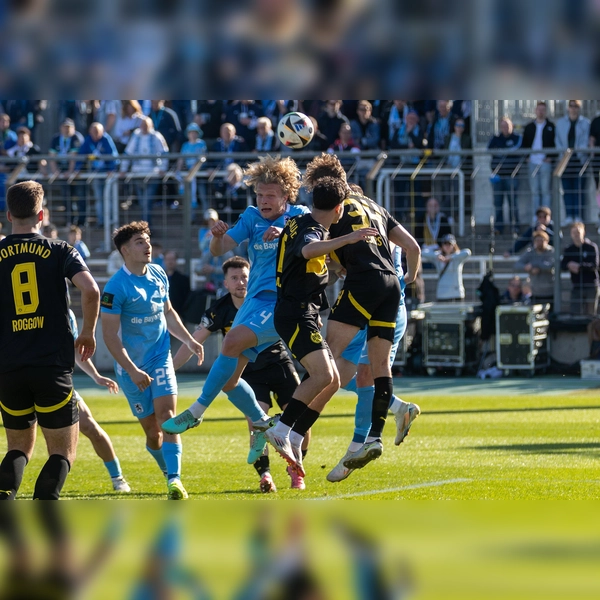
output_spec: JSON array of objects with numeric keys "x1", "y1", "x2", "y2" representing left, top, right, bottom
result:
[{"x1": 243, "y1": 155, "x2": 301, "y2": 204}]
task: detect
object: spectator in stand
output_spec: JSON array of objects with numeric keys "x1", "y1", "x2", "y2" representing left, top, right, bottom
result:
[
  {"x1": 349, "y1": 100, "x2": 380, "y2": 150},
  {"x1": 501, "y1": 276, "x2": 532, "y2": 305},
  {"x1": 0, "y1": 113, "x2": 17, "y2": 153},
  {"x1": 197, "y1": 208, "x2": 234, "y2": 294},
  {"x1": 211, "y1": 123, "x2": 248, "y2": 162},
  {"x1": 163, "y1": 250, "x2": 191, "y2": 316},
  {"x1": 391, "y1": 109, "x2": 426, "y2": 228},
  {"x1": 317, "y1": 100, "x2": 350, "y2": 147},
  {"x1": 380, "y1": 100, "x2": 409, "y2": 150},
  {"x1": 5, "y1": 127, "x2": 46, "y2": 175},
  {"x1": 177, "y1": 122, "x2": 208, "y2": 216},
  {"x1": 521, "y1": 101, "x2": 555, "y2": 214},
  {"x1": 555, "y1": 100, "x2": 591, "y2": 224},
  {"x1": 75, "y1": 122, "x2": 119, "y2": 228},
  {"x1": 195, "y1": 101, "x2": 225, "y2": 148},
  {"x1": 48, "y1": 118, "x2": 84, "y2": 223},
  {"x1": 588, "y1": 109, "x2": 600, "y2": 203},
  {"x1": 149, "y1": 100, "x2": 182, "y2": 152},
  {"x1": 505, "y1": 205, "x2": 556, "y2": 257},
  {"x1": 224, "y1": 101, "x2": 264, "y2": 146},
  {"x1": 2, "y1": 100, "x2": 47, "y2": 140},
  {"x1": 107, "y1": 249, "x2": 124, "y2": 275},
  {"x1": 561, "y1": 221, "x2": 600, "y2": 315},
  {"x1": 427, "y1": 100, "x2": 457, "y2": 151},
  {"x1": 213, "y1": 163, "x2": 250, "y2": 224},
  {"x1": 93, "y1": 101, "x2": 121, "y2": 137},
  {"x1": 67, "y1": 225, "x2": 91, "y2": 262},
  {"x1": 421, "y1": 233, "x2": 471, "y2": 302},
  {"x1": 488, "y1": 117, "x2": 523, "y2": 234},
  {"x1": 253, "y1": 116, "x2": 279, "y2": 152},
  {"x1": 119, "y1": 116, "x2": 169, "y2": 225},
  {"x1": 515, "y1": 230, "x2": 555, "y2": 308},
  {"x1": 112, "y1": 100, "x2": 145, "y2": 153},
  {"x1": 420, "y1": 197, "x2": 452, "y2": 248},
  {"x1": 327, "y1": 122, "x2": 361, "y2": 154},
  {"x1": 443, "y1": 117, "x2": 472, "y2": 222}
]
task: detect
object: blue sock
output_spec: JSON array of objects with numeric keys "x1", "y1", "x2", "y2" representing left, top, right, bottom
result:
[
  {"x1": 104, "y1": 458, "x2": 122, "y2": 479},
  {"x1": 343, "y1": 376, "x2": 358, "y2": 394},
  {"x1": 352, "y1": 386, "x2": 374, "y2": 444},
  {"x1": 198, "y1": 354, "x2": 239, "y2": 407},
  {"x1": 226, "y1": 379, "x2": 265, "y2": 422},
  {"x1": 146, "y1": 445, "x2": 167, "y2": 475},
  {"x1": 162, "y1": 442, "x2": 182, "y2": 480}
]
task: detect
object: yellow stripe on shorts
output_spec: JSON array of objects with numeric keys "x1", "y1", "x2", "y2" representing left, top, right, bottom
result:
[
  {"x1": 369, "y1": 320, "x2": 396, "y2": 328},
  {"x1": 348, "y1": 292, "x2": 372, "y2": 320},
  {"x1": 0, "y1": 401, "x2": 35, "y2": 417},
  {"x1": 35, "y1": 388, "x2": 74, "y2": 413},
  {"x1": 288, "y1": 324, "x2": 300, "y2": 350}
]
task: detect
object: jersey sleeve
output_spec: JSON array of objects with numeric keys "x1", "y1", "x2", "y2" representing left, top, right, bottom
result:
[
  {"x1": 226, "y1": 207, "x2": 255, "y2": 245},
  {"x1": 384, "y1": 209, "x2": 401, "y2": 234},
  {"x1": 100, "y1": 277, "x2": 125, "y2": 315},
  {"x1": 200, "y1": 303, "x2": 223, "y2": 333},
  {"x1": 296, "y1": 227, "x2": 324, "y2": 257},
  {"x1": 61, "y1": 243, "x2": 90, "y2": 281}
]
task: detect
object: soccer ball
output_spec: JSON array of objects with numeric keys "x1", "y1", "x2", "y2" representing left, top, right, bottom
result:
[{"x1": 277, "y1": 112, "x2": 314, "y2": 149}]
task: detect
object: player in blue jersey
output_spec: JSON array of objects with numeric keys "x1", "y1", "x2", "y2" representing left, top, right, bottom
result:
[
  {"x1": 327, "y1": 243, "x2": 420, "y2": 482},
  {"x1": 100, "y1": 221, "x2": 203, "y2": 500},
  {"x1": 163, "y1": 155, "x2": 310, "y2": 436},
  {"x1": 69, "y1": 309, "x2": 131, "y2": 492}
]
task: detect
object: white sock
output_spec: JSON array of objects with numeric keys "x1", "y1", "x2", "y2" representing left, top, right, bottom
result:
[
  {"x1": 348, "y1": 441, "x2": 363, "y2": 452},
  {"x1": 289, "y1": 431, "x2": 304, "y2": 448},
  {"x1": 389, "y1": 395, "x2": 406, "y2": 415},
  {"x1": 188, "y1": 401, "x2": 208, "y2": 419},
  {"x1": 365, "y1": 436, "x2": 378, "y2": 443}
]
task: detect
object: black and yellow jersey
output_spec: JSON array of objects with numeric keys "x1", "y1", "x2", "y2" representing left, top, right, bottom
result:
[
  {"x1": 0, "y1": 233, "x2": 89, "y2": 373},
  {"x1": 199, "y1": 293, "x2": 289, "y2": 372},
  {"x1": 275, "y1": 213, "x2": 329, "y2": 308},
  {"x1": 328, "y1": 191, "x2": 400, "y2": 276}
]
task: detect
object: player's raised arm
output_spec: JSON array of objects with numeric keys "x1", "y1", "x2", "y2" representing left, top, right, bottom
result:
[
  {"x1": 209, "y1": 220, "x2": 238, "y2": 256},
  {"x1": 389, "y1": 224, "x2": 421, "y2": 284}
]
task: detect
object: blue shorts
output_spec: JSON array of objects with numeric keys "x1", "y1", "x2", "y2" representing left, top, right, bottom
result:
[
  {"x1": 232, "y1": 291, "x2": 280, "y2": 362},
  {"x1": 116, "y1": 355, "x2": 177, "y2": 419},
  {"x1": 341, "y1": 303, "x2": 407, "y2": 367}
]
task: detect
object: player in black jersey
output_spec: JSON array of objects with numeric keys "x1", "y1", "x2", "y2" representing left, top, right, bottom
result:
[
  {"x1": 302, "y1": 154, "x2": 421, "y2": 470},
  {"x1": 266, "y1": 176, "x2": 378, "y2": 476},
  {"x1": 172, "y1": 256, "x2": 307, "y2": 492},
  {"x1": 0, "y1": 181, "x2": 100, "y2": 500}
]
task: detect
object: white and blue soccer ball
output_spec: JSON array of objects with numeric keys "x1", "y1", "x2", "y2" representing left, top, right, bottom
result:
[{"x1": 277, "y1": 112, "x2": 314, "y2": 149}]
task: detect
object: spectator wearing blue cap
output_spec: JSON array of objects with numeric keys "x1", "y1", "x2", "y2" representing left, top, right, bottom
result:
[{"x1": 178, "y1": 122, "x2": 208, "y2": 215}]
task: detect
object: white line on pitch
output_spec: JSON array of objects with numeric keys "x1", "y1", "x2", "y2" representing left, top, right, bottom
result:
[{"x1": 312, "y1": 478, "x2": 472, "y2": 500}]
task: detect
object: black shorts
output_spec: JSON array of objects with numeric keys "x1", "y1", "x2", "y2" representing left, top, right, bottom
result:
[
  {"x1": 329, "y1": 271, "x2": 401, "y2": 342},
  {"x1": 0, "y1": 366, "x2": 78, "y2": 430},
  {"x1": 242, "y1": 357, "x2": 300, "y2": 410},
  {"x1": 274, "y1": 306, "x2": 328, "y2": 362}
]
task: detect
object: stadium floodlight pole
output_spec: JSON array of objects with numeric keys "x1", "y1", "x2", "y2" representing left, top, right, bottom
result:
[
  {"x1": 552, "y1": 149, "x2": 572, "y2": 314},
  {"x1": 364, "y1": 152, "x2": 387, "y2": 199}
]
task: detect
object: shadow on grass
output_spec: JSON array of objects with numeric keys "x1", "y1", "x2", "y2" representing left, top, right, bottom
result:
[{"x1": 472, "y1": 442, "x2": 600, "y2": 456}]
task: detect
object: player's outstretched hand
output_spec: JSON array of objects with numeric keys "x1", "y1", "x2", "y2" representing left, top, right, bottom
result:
[
  {"x1": 95, "y1": 375, "x2": 119, "y2": 394},
  {"x1": 187, "y1": 339, "x2": 205, "y2": 365},
  {"x1": 211, "y1": 220, "x2": 229, "y2": 237},
  {"x1": 263, "y1": 226, "x2": 283, "y2": 242},
  {"x1": 347, "y1": 227, "x2": 379, "y2": 244},
  {"x1": 75, "y1": 333, "x2": 96, "y2": 362},
  {"x1": 131, "y1": 368, "x2": 153, "y2": 392}
]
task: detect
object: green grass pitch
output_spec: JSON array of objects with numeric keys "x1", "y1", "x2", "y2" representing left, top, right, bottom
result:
[{"x1": 2, "y1": 374, "x2": 600, "y2": 500}]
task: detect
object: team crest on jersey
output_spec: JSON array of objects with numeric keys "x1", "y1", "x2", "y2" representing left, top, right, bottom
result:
[{"x1": 310, "y1": 331, "x2": 323, "y2": 344}]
